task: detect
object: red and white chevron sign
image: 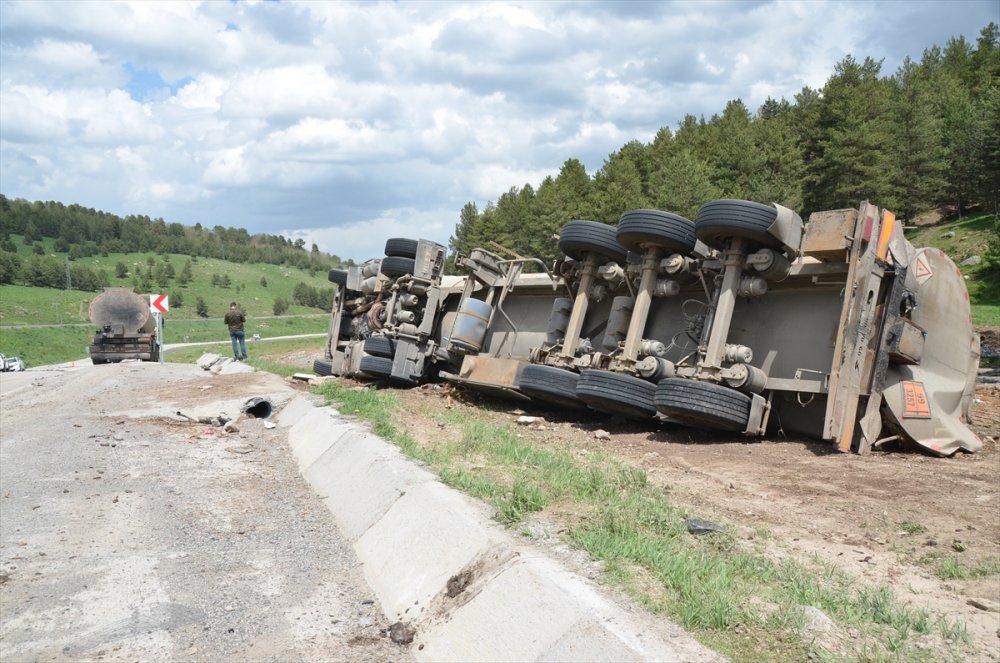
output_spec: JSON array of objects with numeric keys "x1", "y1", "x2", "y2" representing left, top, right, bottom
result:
[{"x1": 150, "y1": 294, "x2": 169, "y2": 313}]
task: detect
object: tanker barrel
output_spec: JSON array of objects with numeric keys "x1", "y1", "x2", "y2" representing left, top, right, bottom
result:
[{"x1": 89, "y1": 288, "x2": 151, "y2": 333}]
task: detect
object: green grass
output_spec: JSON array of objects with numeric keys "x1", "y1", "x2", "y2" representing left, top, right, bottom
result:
[
  {"x1": 899, "y1": 521, "x2": 928, "y2": 535},
  {"x1": 0, "y1": 325, "x2": 92, "y2": 366},
  {"x1": 1, "y1": 241, "x2": 335, "y2": 325},
  {"x1": 931, "y1": 555, "x2": 1000, "y2": 581},
  {"x1": 0, "y1": 238, "x2": 333, "y2": 367},
  {"x1": 0, "y1": 313, "x2": 327, "y2": 367},
  {"x1": 311, "y1": 381, "x2": 974, "y2": 663},
  {"x1": 904, "y1": 212, "x2": 999, "y2": 326},
  {"x1": 167, "y1": 336, "x2": 325, "y2": 377}
]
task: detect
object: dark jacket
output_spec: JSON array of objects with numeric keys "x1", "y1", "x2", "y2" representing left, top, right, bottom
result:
[{"x1": 224, "y1": 308, "x2": 246, "y2": 332}]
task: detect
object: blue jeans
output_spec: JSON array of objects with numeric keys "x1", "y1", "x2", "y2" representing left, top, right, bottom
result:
[{"x1": 230, "y1": 330, "x2": 247, "y2": 359}]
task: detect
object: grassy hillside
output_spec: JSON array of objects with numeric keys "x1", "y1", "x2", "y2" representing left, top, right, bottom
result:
[
  {"x1": 1, "y1": 235, "x2": 335, "y2": 324},
  {"x1": 904, "y1": 211, "x2": 998, "y2": 326},
  {"x1": 0, "y1": 237, "x2": 336, "y2": 366}
]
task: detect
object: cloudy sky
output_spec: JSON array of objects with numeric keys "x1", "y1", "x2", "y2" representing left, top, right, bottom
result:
[{"x1": 1, "y1": 1, "x2": 996, "y2": 260}]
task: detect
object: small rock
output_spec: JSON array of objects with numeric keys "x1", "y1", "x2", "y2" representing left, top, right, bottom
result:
[
  {"x1": 516, "y1": 416, "x2": 540, "y2": 425},
  {"x1": 800, "y1": 605, "x2": 835, "y2": 633},
  {"x1": 225, "y1": 445, "x2": 254, "y2": 455},
  {"x1": 224, "y1": 605, "x2": 233, "y2": 612},
  {"x1": 941, "y1": 231, "x2": 956, "y2": 239},
  {"x1": 685, "y1": 518, "x2": 727, "y2": 536},
  {"x1": 358, "y1": 616, "x2": 373, "y2": 628},
  {"x1": 593, "y1": 429, "x2": 611, "y2": 440},
  {"x1": 388, "y1": 621, "x2": 415, "y2": 645},
  {"x1": 959, "y1": 255, "x2": 981, "y2": 267},
  {"x1": 112, "y1": 434, "x2": 124, "y2": 442},
  {"x1": 968, "y1": 597, "x2": 1000, "y2": 613},
  {"x1": 223, "y1": 422, "x2": 239, "y2": 433},
  {"x1": 263, "y1": 421, "x2": 276, "y2": 429}
]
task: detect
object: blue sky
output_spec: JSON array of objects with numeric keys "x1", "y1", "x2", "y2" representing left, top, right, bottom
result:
[{"x1": 1, "y1": 0, "x2": 997, "y2": 260}]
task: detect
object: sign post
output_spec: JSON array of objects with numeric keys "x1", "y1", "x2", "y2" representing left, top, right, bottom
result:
[{"x1": 150, "y1": 295, "x2": 169, "y2": 365}]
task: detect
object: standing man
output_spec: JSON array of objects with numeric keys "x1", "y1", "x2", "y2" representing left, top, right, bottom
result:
[{"x1": 225, "y1": 301, "x2": 248, "y2": 361}]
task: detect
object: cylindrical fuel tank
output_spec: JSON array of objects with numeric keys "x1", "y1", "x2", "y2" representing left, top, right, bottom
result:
[
  {"x1": 449, "y1": 298, "x2": 494, "y2": 353},
  {"x1": 545, "y1": 298, "x2": 573, "y2": 346}
]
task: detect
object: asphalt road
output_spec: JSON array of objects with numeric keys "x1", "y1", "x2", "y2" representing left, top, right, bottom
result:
[{"x1": 0, "y1": 362, "x2": 411, "y2": 662}]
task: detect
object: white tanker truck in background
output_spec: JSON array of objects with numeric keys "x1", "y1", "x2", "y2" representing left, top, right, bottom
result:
[{"x1": 315, "y1": 199, "x2": 982, "y2": 458}]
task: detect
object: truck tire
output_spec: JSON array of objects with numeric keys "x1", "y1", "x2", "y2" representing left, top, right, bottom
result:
[
  {"x1": 359, "y1": 355, "x2": 393, "y2": 378},
  {"x1": 654, "y1": 378, "x2": 751, "y2": 431},
  {"x1": 517, "y1": 364, "x2": 585, "y2": 410},
  {"x1": 558, "y1": 220, "x2": 628, "y2": 264},
  {"x1": 695, "y1": 199, "x2": 780, "y2": 251},
  {"x1": 313, "y1": 358, "x2": 333, "y2": 376},
  {"x1": 328, "y1": 269, "x2": 348, "y2": 286},
  {"x1": 380, "y1": 256, "x2": 416, "y2": 277},
  {"x1": 363, "y1": 336, "x2": 395, "y2": 358},
  {"x1": 575, "y1": 370, "x2": 657, "y2": 420},
  {"x1": 384, "y1": 238, "x2": 419, "y2": 258},
  {"x1": 616, "y1": 209, "x2": 697, "y2": 254}
]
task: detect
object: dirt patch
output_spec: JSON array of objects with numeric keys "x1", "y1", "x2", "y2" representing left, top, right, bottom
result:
[
  {"x1": 138, "y1": 372, "x2": 293, "y2": 409},
  {"x1": 383, "y1": 381, "x2": 1000, "y2": 659},
  {"x1": 981, "y1": 327, "x2": 1000, "y2": 359}
]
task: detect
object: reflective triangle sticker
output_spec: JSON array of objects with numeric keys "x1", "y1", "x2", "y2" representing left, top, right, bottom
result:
[{"x1": 913, "y1": 251, "x2": 934, "y2": 285}]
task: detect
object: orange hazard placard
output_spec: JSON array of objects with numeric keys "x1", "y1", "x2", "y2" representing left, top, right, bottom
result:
[{"x1": 901, "y1": 381, "x2": 932, "y2": 419}]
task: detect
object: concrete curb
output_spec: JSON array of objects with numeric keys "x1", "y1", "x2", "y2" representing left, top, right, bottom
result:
[{"x1": 279, "y1": 394, "x2": 724, "y2": 662}]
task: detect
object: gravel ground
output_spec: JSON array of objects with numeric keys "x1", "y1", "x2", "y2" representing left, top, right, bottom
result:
[{"x1": 0, "y1": 362, "x2": 411, "y2": 662}]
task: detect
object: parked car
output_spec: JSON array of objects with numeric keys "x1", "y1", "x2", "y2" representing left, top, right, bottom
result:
[{"x1": 0, "y1": 354, "x2": 26, "y2": 372}]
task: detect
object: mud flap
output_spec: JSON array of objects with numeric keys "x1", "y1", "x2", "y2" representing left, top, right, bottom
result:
[{"x1": 742, "y1": 392, "x2": 769, "y2": 436}]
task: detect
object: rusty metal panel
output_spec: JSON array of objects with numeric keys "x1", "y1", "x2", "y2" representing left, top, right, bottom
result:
[
  {"x1": 802, "y1": 209, "x2": 858, "y2": 262},
  {"x1": 888, "y1": 319, "x2": 925, "y2": 365},
  {"x1": 456, "y1": 355, "x2": 525, "y2": 387}
]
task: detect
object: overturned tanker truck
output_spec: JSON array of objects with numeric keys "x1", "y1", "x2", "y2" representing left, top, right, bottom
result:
[{"x1": 315, "y1": 199, "x2": 981, "y2": 457}]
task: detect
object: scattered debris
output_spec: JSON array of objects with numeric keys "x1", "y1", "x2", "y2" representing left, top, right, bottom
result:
[
  {"x1": 243, "y1": 397, "x2": 272, "y2": 419},
  {"x1": 263, "y1": 421, "x2": 276, "y2": 429},
  {"x1": 291, "y1": 373, "x2": 315, "y2": 382},
  {"x1": 388, "y1": 621, "x2": 416, "y2": 645},
  {"x1": 446, "y1": 570, "x2": 472, "y2": 597},
  {"x1": 967, "y1": 598, "x2": 999, "y2": 613},
  {"x1": 685, "y1": 518, "x2": 727, "y2": 536}
]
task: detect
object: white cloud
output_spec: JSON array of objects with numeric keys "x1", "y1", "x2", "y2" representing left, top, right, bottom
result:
[
  {"x1": 287, "y1": 207, "x2": 455, "y2": 262},
  {"x1": 1, "y1": 0, "x2": 996, "y2": 259}
]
